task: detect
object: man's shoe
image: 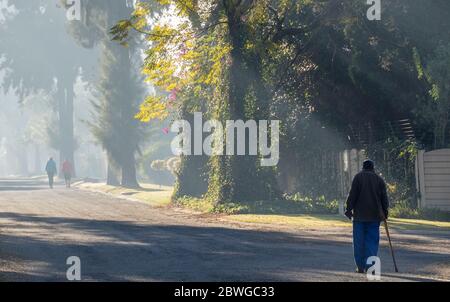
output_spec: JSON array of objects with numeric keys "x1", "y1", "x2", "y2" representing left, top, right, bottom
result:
[{"x1": 356, "y1": 268, "x2": 365, "y2": 274}]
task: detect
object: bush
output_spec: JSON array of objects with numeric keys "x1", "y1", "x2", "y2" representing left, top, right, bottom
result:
[
  {"x1": 390, "y1": 201, "x2": 450, "y2": 221},
  {"x1": 174, "y1": 194, "x2": 450, "y2": 221},
  {"x1": 174, "y1": 196, "x2": 247, "y2": 214},
  {"x1": 284, "y1": 193, "x2": 339, "y2": 214},
  {"x1": 174, "y1": 193, "x2": 339, "y2": 215}
]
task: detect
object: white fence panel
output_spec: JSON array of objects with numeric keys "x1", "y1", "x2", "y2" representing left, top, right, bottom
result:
[{"x1": 416, "y1": 149, "x2": 450, "y2": 211}]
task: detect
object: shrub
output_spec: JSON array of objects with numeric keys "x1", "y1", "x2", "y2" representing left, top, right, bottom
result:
[
  {"x1": 174, "y1": 196, "x2": 248, "y2": 214},
  {"x1": 284, "y1": 193, "x2": 339, "y2": 214},
  {"x1": 173, "y1": 193, "x2": 339, "y2": 215},
  {"x1": 390, "y1": 201, "x2": 450, "y2": 221}
]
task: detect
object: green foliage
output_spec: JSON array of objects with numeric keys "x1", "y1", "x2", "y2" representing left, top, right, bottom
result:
[
  {"x1": 390, "y1": 201, "x2": 450, "y2": 222},
  {"x1": 150, "y1": 157, "x2": 180, "y2": 174},
  {"x1": 113, "y1": 0, "x2": 450, "y2": 208},
  {"x1": 0, "y1": 1, "x2": 95, "y2": 166},
  {"x1": 175, "y1": 193, "x2": 339, "y2": 215},
  {"x1": 138, "y1": 136, "x2": 175, "y2": 185},
  {"x1": 284, "y1": 194, "x2": 339, "y2": 215},
  {"x1": 175, "y1": 196, "x2": 247, "y2": 214},
  {"x1": 150, "y1": 159, "x2": 166, "y2": 171},
  {"x1": 365, "y1": 137, "x2": 418, "y2": 208},
  {"x1": 412, "y1": 47, "x2": 425, "y2": 80},
  {"x1": 113, "y1": 0, "x2": 286, "y2": 202},
  {"x1": 172, "y1": 154, "x2": 209, "y2": 200},
  {"x1": 135, "y1": 95, "x2": 168, "y2": 122},
  {"x1": 89, "y1": 40, "x2": 144, "y2": 185},
  {"x1": 65, "y1": 1, "x2": 146, "y2": 187}
]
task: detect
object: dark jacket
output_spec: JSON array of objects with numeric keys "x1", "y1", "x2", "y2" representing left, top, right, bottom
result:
[
  {"x1": 45, "y1": 160, "x2": 57, "y2": 175},
  {"x1": 346, "y1": 169, "x2": 389, "y2": 222}
]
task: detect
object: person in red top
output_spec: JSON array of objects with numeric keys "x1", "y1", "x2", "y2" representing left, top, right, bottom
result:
[{"x1": 61, "y1": 159, "x2": 73, "y2": 188}]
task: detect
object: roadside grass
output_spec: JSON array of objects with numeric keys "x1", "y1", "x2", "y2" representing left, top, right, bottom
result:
[
  {"x1": 175, "y1": 196, "x2": 450, "y2": 231},
  {"x1": 74, "y1": 181, "x2": 172, "y2": 207},
  {"x1": 227, "y1": 214, "x2": 351, "y2": 229},
  {"x1": 390, "y1": 202, "x2": 450, "y2": 222},
  {"x1": 175, "y1": 196, "x2": 339, "y2": 215},
  {"x1": 75, "y1": 181, "x2": 450, "y2": 231},
  {"x1": 387, "y1": 217, "x2": 450, "y2": 230},
  {"x1": 226, "y1": 214, "x2": 450, "y2": 230}
]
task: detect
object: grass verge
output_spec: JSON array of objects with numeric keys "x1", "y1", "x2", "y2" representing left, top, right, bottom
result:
[
  {"x1": 74, "y1": 182, "x2": 450, "y2": 231},
  {"x1": 74, "y1": 181, "x2": 172, "y2": 207},
  {"x1": 176, "y1": 196, "x2": 450, "y2": 231}
]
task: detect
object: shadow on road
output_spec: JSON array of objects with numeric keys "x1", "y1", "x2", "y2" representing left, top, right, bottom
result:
[
  {"x1": 0, "y1": 211, "x2": 448, "y2": 282},
  {"x1": 0, "y1": 187, "x2": 47, "y2": 191},
  {"x1": 0, "y1": 180, "x2": 48, "y2": 191}
]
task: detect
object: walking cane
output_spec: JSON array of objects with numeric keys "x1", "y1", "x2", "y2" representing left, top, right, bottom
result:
[
  {"x1": 382, "y1": 218, "x2": 399, "y2": 273},
  {"x1": 375, "y1": 198, "x2": 399, "y2": 273}
]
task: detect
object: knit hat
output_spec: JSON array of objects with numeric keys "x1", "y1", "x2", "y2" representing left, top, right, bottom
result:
[{"x1": 363, "y1": 159, "x2": 375, "y2": 171}]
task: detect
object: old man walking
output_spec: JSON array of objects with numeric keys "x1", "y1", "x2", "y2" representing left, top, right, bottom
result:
[{"x1": 345, "y1": 160, "x2": 390, "y2": 273}]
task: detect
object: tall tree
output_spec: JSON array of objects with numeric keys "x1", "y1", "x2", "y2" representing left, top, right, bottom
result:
[
  {"x1": 0, "y1": 0, "x2": 96, "y2": 172},
  {"x1": 112, "y1": 0, "x2": 284, "y2": 202},
  {"x1": 111, "y1": 0, "x2": 450, "y2": 203},
  {"x1": 66, "y1": 0, "x2": 144, "y2": 187}
]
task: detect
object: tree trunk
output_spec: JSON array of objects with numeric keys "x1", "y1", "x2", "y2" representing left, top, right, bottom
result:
[
  {"x1": 65, "y1": 86, "x2": 76, "y2": 177},
  {"x1": 172, "y1": 107, "x2": 209, "y2": 199},
  {"x1": 116, "y1": 44, "x2": 140, "y2": 188},
  {"x1": 100, "y1": 5, "x2": 140, "y2": 188},
  {"x1": 58, "y1": 82, "x2": 76, "y2": 177},
  {"x1": 106, "y1": 154, "x2": 120, "y2": 186},
  {"x1": 57, "y1": 86, "x2": 66, "y2": 168},
  {"x1": 206, "y1": 2, "x2": 278, "y2": 203},
  {"x1": 34, "y1": 143, "x2": 41, "y2": 175},
  {"x1": 121, "y1": 151, "x2": 139, "y2": 188},
  {"x1": 16, "y1": 146, "x2": 29, "y2": 176}
]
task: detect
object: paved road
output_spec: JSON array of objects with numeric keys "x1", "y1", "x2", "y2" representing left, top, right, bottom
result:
[{"x1": 0, "y1": 179, "x2": 449, "y2": 282}]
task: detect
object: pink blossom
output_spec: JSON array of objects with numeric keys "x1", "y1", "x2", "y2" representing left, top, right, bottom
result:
[{"x1": 169, "y1": 89, "x2": 178, "y2": 101}]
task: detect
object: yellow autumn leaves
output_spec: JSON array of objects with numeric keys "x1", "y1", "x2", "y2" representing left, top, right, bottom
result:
[{"x1": 114, "y1": 0, "x2": 231, "y2": 123}]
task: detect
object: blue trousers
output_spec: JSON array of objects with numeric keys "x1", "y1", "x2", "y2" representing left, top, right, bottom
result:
[{"x1": 353, "y1": 221, "x2": 380, "y2": 270}]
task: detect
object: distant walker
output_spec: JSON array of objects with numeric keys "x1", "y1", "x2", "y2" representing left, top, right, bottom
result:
[
  {"x1": 62, "y1": 159, "x2": 74, "y2": 188},
  {"x1": 45, "y1": 157, "x2": 57, "y2": 189}
]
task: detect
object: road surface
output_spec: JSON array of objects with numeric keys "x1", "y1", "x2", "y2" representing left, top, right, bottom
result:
[{"x1": 0, "y1": 179, "x2": 449, "y2": 282}]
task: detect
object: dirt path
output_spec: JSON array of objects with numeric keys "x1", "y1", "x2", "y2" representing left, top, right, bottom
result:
[{"x1": 0, "y1": 179, "x2": 449, "y2": 282}]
